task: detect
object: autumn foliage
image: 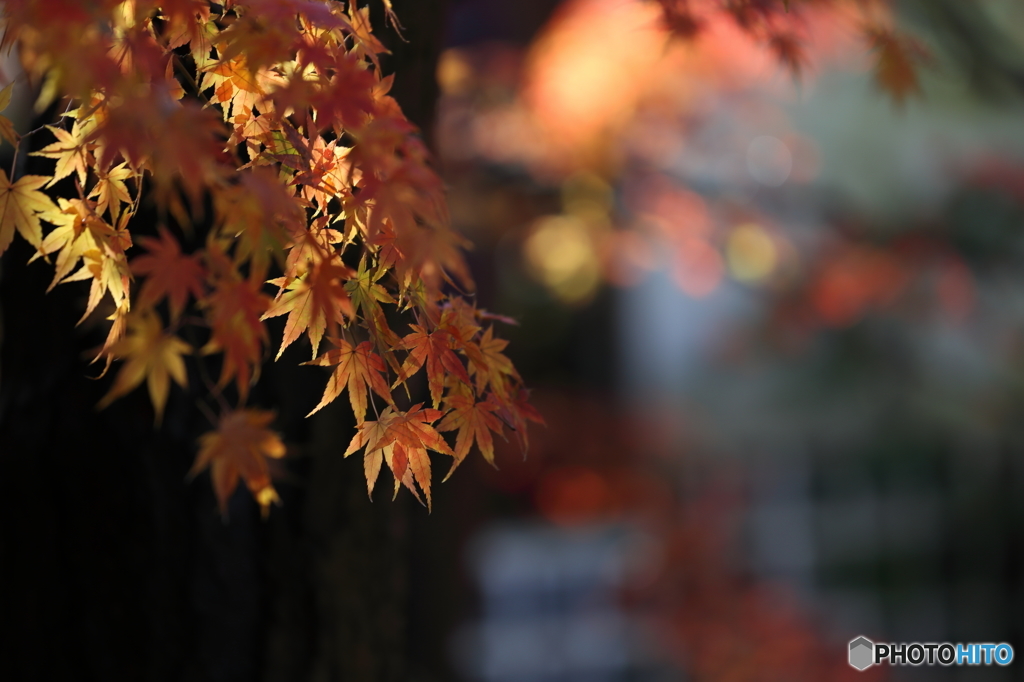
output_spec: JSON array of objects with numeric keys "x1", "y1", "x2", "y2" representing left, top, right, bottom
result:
[
  {"x1": 0, "y1": 0, "x2": 925, "y2": 516},
  {"x1": 0, "y1": 0, "x2": 542, "y2": 514}
]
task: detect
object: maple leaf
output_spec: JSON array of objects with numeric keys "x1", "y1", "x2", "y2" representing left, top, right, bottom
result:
[
  {"x1": 343, "y1": 404, "x2": 452, "y2": 508},
  {"x1": 97, "y1": 310, "x2": 190, "y2": 423},
  {"x1": 278, "y1": 216, "x2": 341, "y2": 280},
  {"x1": 61, "y1": 209, "x2": 134, "y2": 322},
  {"x1": 343, "y1": 407, "x2": 398, "y2": 496},
  {"x1": 304, "y1": 338, "x2": 393, "y2": 420},
  {"x1": 191, "y1": 408, "x2": 287, "y2": 517},
  {"x1": 131, "y1": 227, "x2": 206, "y2": 320},
  {"x1": 867, "y1": 28, "x2": 929, "y2": 104},
  {"x1": 344, "y1": 257, "x2": 402, "y2": 352},
  {"x1": 88, "y1": 162, "x2": 132, "y2": 221},
  {"x1": 213, "y1": 0, "x2": 343, "y2": 73},
  {"x1": 345, "y1": 258, "x2": 395, "y2": 320},
  {"x1": 489, "y1": 386, "x2": 546, "y2": 455},
  {"x1": 0, "y1": 0, "x2": 540, "y2": 516},
  {"x1": 200, "y1": 56, "x2": 265, "y2": 123},
  {"x1": 0, "y1": 82, "x2": 19, "y2": 148},
  {"x1": 32, "y1": 198, "x2": 131, "y2": 320},
  {"x1": 436, "y1": 394, "x2": 504, "y2": 478},
  {"x1": 201, "y1": 253, "x2": 271, "y2": 399},
  {"x1": 93, "y1": 299, "x2": 131, "y2": 374},
  {"x1": 384, "y1": 405, "x2": 453, "y2": 509},
  {"x1": 466, "y1": 326, "x2": 518, "y2": 398},
  {"x1": 346, "y1": 123, "x2": 472, "y2": 296},
  {"x1": 295, "y1": 136, "x2": 354, "y2": 213},
  {"x1": 158, "y1": 0, "x2": 213, "y2": 52},
  {"x1": 0, "y1": 115, "x2": 19, "y2": 148},
  {"x1": 271, "y1": 51, "x2": 378, "y2": 132},
  {"x1": 262, "y1": 256, "x2": 355, "y2": 360},
  {"x1": 0, "y1": 170, "x2": 59, "y2": 256},
  {"x1": 215, "y1": 169, "x2": 301, "y2": 281},
  {"x1": 345, "y1": 3, "x2": 388, "y2": 70},
  {"x1": 31, "y1": 122, "x2": 91, "y2": 187},
  {"x1": 394, "y1": 323, "x2": 471, "y2": 409},
  {"x1": 33, "y1": 198, "x2": 94, "y2": 289}
]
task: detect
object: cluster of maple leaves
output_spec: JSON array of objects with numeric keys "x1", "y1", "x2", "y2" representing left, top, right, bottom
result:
[
  {"x1": 0, "y1": 0, "x2": 541, "y2": 514},
  {"x1": 654, "y1": 0, "x2": 929, "y2": 103}
]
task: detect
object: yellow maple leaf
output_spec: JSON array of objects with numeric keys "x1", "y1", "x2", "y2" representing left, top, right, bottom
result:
[
  {"x1": 97, "y1": 310, "x2": 190, "y2": 423},
  {"x1": 31, "y1": 197, "x2": 91, "y2": 288},
  {"x1": 88, "y1": 162, "x2": 133, "y2": 221},
  {"x1": 0, "y1": 170, "x2": 59, "y2": 256},
  {"x1": 30, "y1": 123, "x2": 91, "y2": 187},
  {"x1": 31, "y1": 198, "x2": 133, "y2": 328},
  {"x1": 59, "y1": 207, "x2": 133, "y2": 322}
]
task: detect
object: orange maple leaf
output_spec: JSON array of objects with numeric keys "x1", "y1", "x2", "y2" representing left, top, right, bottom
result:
[
  {"x1": 201, "y1": 260, "x2": 270, "y2": 399},
  {"x1": 467, "y1": 326, "x2": 518, "y2": 398},
  {"x1": 392, "y1": 217, "x2": 473, "y2": 295},
  {"x1": 343, "y1": 404, "x2": 452, "y2": 509},
  {"x1": 436, "y1": 394, "x2": 504, "y2": 478},
  {"x1": 0, "y1": 81, "x2": 18, "y2": 148},
  {"x1": 304, "y1": 338, "x2": 393, "y2": 420},
  {"x1": 200, "y1": 56, "x2": 265, "y2": 123},
  {"x1": 191, "y1": 408, "x2": 286, "y2": 517},
  {"x1": 262, "y1": 256, "x2": 355, "y2": 360},
  {"x1": 131, "y1": 227, "x2": 206, "y2": 319},
  {"x1": 394, "y1": 323, "x2": 471, "y2": 408},
  {"x1": 97, "y1": 310, "x2": 190, "y2": 423},
  {"x1": 296, "y1": 136, "x2": 354, "y2": 213},
  {"x1": 0, "y1": 114, "x2": 18, "y2": 148},
  {"x1": 214, "y1": 169, "x2": 301, "y2": 281},
  {"x1": 158, "y1": 0, "x2": 213, "y2": 53}
]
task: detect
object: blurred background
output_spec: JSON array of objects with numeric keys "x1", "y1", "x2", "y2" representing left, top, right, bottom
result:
[
  {"x1": 2, "y1": 1, "x2": 1024, "y2": 681},
  {"x1": 415, "y1": 1, "x2": 1024, "y2": 681}
]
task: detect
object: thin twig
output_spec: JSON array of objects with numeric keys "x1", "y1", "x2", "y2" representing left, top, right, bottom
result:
[{"x1": 9, "y1": 98, "x2": 75, "y2": 178}]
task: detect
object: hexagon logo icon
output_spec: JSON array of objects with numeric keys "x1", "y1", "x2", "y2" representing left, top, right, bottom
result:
[{"x1": 849, "y1": 636, "x2": 874, "y2": 670}]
